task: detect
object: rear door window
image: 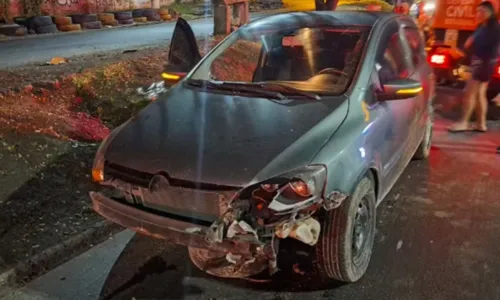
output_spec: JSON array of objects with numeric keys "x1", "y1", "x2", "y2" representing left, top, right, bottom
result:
[{"x1": 403, "y1": 27, "x2": 426, "y2": 68}]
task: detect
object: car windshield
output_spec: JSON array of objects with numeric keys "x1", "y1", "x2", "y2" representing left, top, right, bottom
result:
[{"x1": 188, "y1": 24, "x2": 370, "y2": 96}]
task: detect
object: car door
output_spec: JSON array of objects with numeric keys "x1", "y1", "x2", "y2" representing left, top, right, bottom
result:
[
  {"x1": 164, "y1": 18, "x2": 202, "y2": 75},
  {"x1": 372, "y1": 22, "x2": 419, "y2": 186}
]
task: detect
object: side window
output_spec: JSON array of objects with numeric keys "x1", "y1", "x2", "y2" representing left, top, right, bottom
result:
[
  {"x1": 376, "y1": 33, "x2": 410, "y2": 84},
  {"x1": 403, "y1": 27, "x2": 426, "y2": 67}
]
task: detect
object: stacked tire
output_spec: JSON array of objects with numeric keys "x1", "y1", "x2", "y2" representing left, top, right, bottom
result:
[
  {"x1": 0, "y1": 24, "x2": 28, "y2": 36},
  {"x1": 133, "y1": 8, "x2": 161, "y2": 22},
  {"x1": 70, "y1": 14, "x2": 103, "y2": 30},
  {"x1": 53, "y1": 16, "x2": 82, "y2": 32},
  {"x1": 98, "y1": 13, "x2": 118, "y2": 26},
  {"x1": 159, "y1": 8, "x2": 172, "y2": 21},
  {"x1": 114, "y1": 11, "x2": 134, "y2": 25},
  {"x1": 31, "y1": 16, "x2": 58, "y2": 34}
]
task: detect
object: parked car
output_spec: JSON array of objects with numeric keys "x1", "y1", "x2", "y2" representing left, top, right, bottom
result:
[{"x1": 90, "y1": 11, "x2": 434, "y2": 283}]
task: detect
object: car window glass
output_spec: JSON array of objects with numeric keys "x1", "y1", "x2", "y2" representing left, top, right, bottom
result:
[
  {"x1": 376, "y1": 33, "x2": 410, "y2": 84},
  {"x1": 210, "y1": 40, "x2": 262, "y2": 82},
  {"x1": 403, "y1": 27, "x2": 426, "y2": 67},
  {"x1": 190, "y1": 26, "x2": 370, "y2": 96}
]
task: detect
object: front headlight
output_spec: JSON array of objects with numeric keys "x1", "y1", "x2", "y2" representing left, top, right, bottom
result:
[
  {"x1": 91, "y1": 135, "x2": 109, "y2": 182},
  {"x1": 260, "y1": 165, "x2": 327, "y2": 215},
  {"x1": 91, "y1": 121, "x2": 128, "y2": 182}
]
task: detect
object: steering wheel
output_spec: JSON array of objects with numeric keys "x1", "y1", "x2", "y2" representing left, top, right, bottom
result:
[{"x1": 316, "y1": 68, "x2": 348, "y2": 77}]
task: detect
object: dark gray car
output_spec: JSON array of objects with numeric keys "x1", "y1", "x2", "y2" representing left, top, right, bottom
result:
[{"x1": 90, "y1": 11, "x2": 434, "y2": 283}]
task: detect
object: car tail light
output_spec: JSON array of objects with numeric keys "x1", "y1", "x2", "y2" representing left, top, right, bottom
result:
[
  {"x1": 494, "y1": 65, "x2": 500, "y2": 78},
  {"x1": 429, "y1": 54, "x2": 450, "y2": 68}
]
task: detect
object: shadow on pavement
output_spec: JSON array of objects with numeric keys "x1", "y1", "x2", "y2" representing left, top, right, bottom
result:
[
  {"x1": 0, "y1": 132, "x2": 104, "y2": 276},
  {"x1": 98, "y1": 234, "x2": 345, "y2": 300}
]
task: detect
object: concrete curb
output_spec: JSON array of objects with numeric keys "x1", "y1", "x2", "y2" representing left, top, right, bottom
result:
[{"x1": 0, "y1": 221, "x2": 122, "y2": 291}]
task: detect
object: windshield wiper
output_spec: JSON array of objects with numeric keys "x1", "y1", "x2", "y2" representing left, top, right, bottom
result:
[
  {"x1": 254, "y1": 82, "x2": 321, "y2": 100},
  {"x1": 186, "y1": 79, "x2": 287, "y2": 100}
]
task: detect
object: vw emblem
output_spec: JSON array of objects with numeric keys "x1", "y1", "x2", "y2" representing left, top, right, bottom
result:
[{"x1": 149, "y1": 175, "x2": 170, "y2": 193}]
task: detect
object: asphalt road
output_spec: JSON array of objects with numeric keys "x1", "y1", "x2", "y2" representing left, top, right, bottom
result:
[
  {"x1": 2, "y1": 89, "x2": 500, "y2": 300},
  {"x1": 0, "y1": 11, "x2": 277, "y2": 69}
]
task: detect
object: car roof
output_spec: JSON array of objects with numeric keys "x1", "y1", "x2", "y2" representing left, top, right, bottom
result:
[{"x1": 247, "y1": 11, "x2": 397, "y2": 30}]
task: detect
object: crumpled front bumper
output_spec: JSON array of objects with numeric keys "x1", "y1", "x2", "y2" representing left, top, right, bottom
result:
[{"x1": 89, "y1": 191, "x2": 262, "y2": 255}]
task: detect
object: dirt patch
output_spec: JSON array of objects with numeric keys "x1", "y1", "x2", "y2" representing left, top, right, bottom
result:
[
  {"x1": 0, "y1": 38, "x2": 222, "y2": 141},
  {"x1": 0, "y1": 36, "x2": 228, "y2": 274}
]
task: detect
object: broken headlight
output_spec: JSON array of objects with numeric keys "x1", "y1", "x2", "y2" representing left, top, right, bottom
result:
[{"x1": 249, "y1": 165, "x2": 327, "y2": 221}]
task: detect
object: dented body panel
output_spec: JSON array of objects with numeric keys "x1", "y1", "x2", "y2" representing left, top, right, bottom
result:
[{"x1": 90, "y1": 11, "x2": 433, "y2": 278}]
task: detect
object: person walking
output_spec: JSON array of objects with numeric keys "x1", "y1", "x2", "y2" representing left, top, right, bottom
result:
[{"x1": 448, "y1": 1, "x2": 500, "y2": 133}]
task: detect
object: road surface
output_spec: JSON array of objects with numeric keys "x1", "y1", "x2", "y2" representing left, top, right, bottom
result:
[
  {"x1": 2, "y1": 89, "x2": 500, "y2": 300},
  {"x1": 0, "y1": 11, "x2": 277, "y2": 69}
]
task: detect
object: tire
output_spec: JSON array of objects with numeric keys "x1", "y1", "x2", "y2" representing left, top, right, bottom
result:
[
  {"x1": 160, "y1": 14, "x2": 172, "y2": 21},
  {"x1": 413, "y1": 102, "x2": 434, "y2": 160},
  {"x1": 32, "y1": 16, "x2": 53, "y2": 27},
  {"x1": 315, "y1": 175, "x2": 377, "y2": 282},
  {"x1": 146, "y1": 14, "x2": 161, "y2": 22},
  {"x1": 142, "y1": 8, "x2": 157, "y2": 17},
  {"x1": 13, "y1": 17, "x2": 29, "y2": 27},
  {"x1": 35, "y1": 24, "x2": 58, "y2": 34},
  {"x1": 53, "y1": 16, "x2": 72, "y2": 25},
  {"x1": 70, "y1": 14, "x2": 98, "y2": 24},
  {"x1": 132, "y1": 9, "x2": 145, "y2": 18},
  {"x1": 98, "y1": 13, "x2": 115, "y2": 23},
  {"x1": 58, "y1": 24, "x2": 82, "y2": 32},
  {"x1": 0, "y1": 24, "x2": 27, "y2": 36},
  {"x1": 114, "y1": 11, "x2": 133, "y2": 20},
  {"x1": 133, "y1": 17, "x2": 148, "y2": 23},
  {"x1": 117, "y1": 18, "x2": 134, "y2": 25},
  {"x1": 83, "y1": 21, "x2": 103, "y2": 30},
  {"x1": 159, "y1": 8, "x2": 170, "y2": 15},
  {"x1": 102, "y1": 20, "x2": 119, "y2": 26}
]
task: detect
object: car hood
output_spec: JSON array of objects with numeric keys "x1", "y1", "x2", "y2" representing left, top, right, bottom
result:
[{"x1": 104, "y1": 85, "x2": 348, "y2": 187}]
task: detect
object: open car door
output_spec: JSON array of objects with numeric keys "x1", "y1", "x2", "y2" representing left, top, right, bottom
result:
[{"x1": 163, "y1": 18, "x2": 202, "y2": 84}]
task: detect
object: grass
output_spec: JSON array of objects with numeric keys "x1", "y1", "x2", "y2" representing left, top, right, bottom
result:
[{"x1": 163, "y1": 1, "x2": 200, "y2": 20}]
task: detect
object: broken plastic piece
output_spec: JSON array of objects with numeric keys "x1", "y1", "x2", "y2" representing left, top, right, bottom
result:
[
  {"x1": 324, "y1": 191, "x2": 347, "y2": 210},
  {"x1": 225, "y1": 253, "x2": 242, "y2": 264},
  {"x1": 206, "y1": 222, "x2": 224, "y2": 243},
  {"x1": 275, "y1": 217, "x2": 321, "y2": 246},
  {"x1": 226, "y1": 220, "x2": 258, "y2": 241}
]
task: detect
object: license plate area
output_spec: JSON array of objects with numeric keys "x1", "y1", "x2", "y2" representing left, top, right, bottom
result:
[{"x1": 140, "y1": 187, "x2": 232, "y2": 223}]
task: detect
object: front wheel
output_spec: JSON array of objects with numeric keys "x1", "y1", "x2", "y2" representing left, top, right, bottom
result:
[
  {"x1": 315, "y1": 176, "x2": 376, "y2": 282},
  {"x1": 413, "y1": 103, "x2": 434, "y2": 160}
]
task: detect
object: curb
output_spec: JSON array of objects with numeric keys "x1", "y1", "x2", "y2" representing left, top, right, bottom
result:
[{"x1": 0, "y1": 221, "x2": 122, "y2": 291}]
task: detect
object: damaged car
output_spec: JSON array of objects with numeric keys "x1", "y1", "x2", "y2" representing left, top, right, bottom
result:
[{"x1": 90, "y1": 11, "x2": 434, "y2": 283}]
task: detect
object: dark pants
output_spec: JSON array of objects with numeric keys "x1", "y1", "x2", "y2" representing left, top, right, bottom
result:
[{"x1": 471, "y1": 56, "x2": 497, "y2": 82}]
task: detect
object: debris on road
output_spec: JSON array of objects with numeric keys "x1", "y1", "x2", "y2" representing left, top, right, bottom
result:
[
  {"x1": 396, "y1": 240, "x2": 403, "y2": 251},
  {"x1": 46, "y1": 57, "x2": 68, "y2": 65}
]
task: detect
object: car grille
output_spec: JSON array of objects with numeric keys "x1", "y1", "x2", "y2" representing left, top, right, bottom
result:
[
  {"x1": 104, "y1": 162, "x2": 238, "y2": 223},
  {"x1": 140, "y1": 187, "x2": 234, "y2": 223}
]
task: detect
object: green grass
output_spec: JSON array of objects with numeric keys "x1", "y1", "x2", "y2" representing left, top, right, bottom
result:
[{"x1": 163, "y1": 2, "x2": 200, "y2": 20}]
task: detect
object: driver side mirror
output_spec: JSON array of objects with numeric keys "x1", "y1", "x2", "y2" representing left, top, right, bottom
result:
[{"x1": 376, "y1": 78, "x2": 423, "y2": 101}]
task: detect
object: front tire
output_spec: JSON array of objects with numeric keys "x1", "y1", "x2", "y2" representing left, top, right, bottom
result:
[
  {"x1": 315, "y1": 176, "x2": 376, "y2": 282},
  {"x1": 413, "y1": 103, "x2": 434, "y2": 160}
]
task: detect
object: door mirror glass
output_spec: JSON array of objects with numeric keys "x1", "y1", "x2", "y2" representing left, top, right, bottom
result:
[{"x1": 376, "y1": 78, "x2": 423, "y2": 101}]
